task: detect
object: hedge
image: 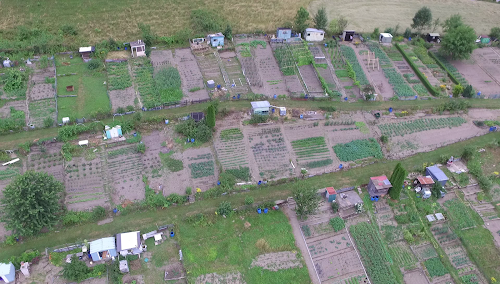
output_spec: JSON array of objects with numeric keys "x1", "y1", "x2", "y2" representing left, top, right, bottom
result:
[
  {"x1": 395, "y1": 43, "x2": 438, "y2": 96},
  {"x1": 427, "y1": 52, "x2": 460, "y2": 85}
]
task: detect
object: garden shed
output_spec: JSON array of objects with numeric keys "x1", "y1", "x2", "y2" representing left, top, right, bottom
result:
[
  {"x1": 190, "y1": 112, "x2": 205, "y2": 122},
  {"x1": 379, "y1": 33, "x2": 393, "y2": 43},
  {"x1": 325, "y1": 187, "x2": 337, "y2": 202},
  {"x1": 116, "y1": 231, "x2": 142, "y2": 256},
  {"x1": 105, "y1": 125, "x2": 122, "y2": 139},
  {"x1": 130, "y1": 40, "x2": 146, "y2": 57},
  {"x1": 251, "y1": 101, "x2": 271, "y2": 115},
  {"x1": 367, "y1": 175, "x2": 392, "y2": 197},
  {"x1": 305, "y1": 28, "x2": 325, "y2": 42},
  {"x1": 426, "y1": 166, "x2": 449, "y2": 186},
  {"x1": 342, "y1": 30, "x2": 355, "y2": 41},
  {"x1": 78, "y1": 46, "x2": 95, "y2": 62},
  {"x1": 426, "y1": 33, "x2": 440, "y2": 43},
  {"x1": 277, "y1": 28, "x2": 292, "y2": 39},
  {"x1": 414, "y1": 176, "x2": 435, "y2": 191},
  {"x1": 0, "y1": 262, "x2": 15, "y2": 283},
  {"x1": 208, "y1": 33, "x2": 225, "y2": 47},
  {"x1": 89, "y1": 237, "x2": 117, "y2": 261}
]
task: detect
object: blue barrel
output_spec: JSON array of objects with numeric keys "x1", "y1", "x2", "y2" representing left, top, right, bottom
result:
[
  {"x1": 490, "y1": 126, "x2": 497, "y2": 132},
  {"x1": 217, "y1": 181, "x2": 221, "y2": 185},
  {"x1": 165, "y1": 119, "x2": 169, "y2": 124},
  {"x1": 339, "y1": 164, "x2": 343, "y2": 169},
  {"x1": 133, "y1": 132, "x2": 137, "y2": 137},
  {"x1": 272, "y1": 108, "x2": 275, "y2": 113},
  {"x1": 257, "y1": 208, "x2": 262, "y2": 214},
  {"x1": 300, "y1": 114, "x2": 303, "y2": 119},
  {"x1": 274, "y1": 94, "x2": 277, "y2": 99},
  {"x1": 258, "y1": 181, "x2": 262, "y2": 185},
  {"x1": 191, "y1": 138, "x2": 195, "y2": 143},
  {"x1": 477, "y1": 92, "x2": 481, "y2": 96},
  {"x1": 409, "y1": 37, "x2": 412, "y2": 41},
  {"x1": 170, "y1": 231, "x2": 175, "y2": 237},
  {"x1": 237, "y1": 94, "x2": 241, "y2": 99},
  {"x1": 370, "y1": 196, "x2": 375, "y2": 201},
  {"x1": 217, "y1": 84, "x2": 221, "y2": 89},
  {"x1": 415, "y1": 95, "x2": 418, "y2": 100},
  {"x1": 113, "y1": 208, "x2": 118, "y2": 213},
  {"x1": 344, "y1": 97, "x2": 348, "y2": 101},
  {"x1": 264, "y1": 208, "x2": 269, "y2": 214},
  {"x1": 324, "y1": 43, "x2": 328, "y2": 47},
  {"x1": 389, "y1": 107, "x2": 393, "y2": 113}
]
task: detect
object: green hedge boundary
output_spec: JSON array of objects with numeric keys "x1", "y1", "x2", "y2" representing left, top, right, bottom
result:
[
  {"x1": 395, "y1": 43, "x2": 438, "y2": 96},
  {"x1": 427, "y1": 52, "x2": 461, "y2": 85}
]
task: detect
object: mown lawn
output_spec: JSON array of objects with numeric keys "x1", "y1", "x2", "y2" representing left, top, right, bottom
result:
[{"x1": 179, "y1": 210, "x2": 310, "y2": 283}]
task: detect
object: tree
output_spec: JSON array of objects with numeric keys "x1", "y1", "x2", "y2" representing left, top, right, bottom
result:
[
  {"x1": 389, "y1": 163, "x2": 408, "y2": 200},
  {"x1": 432, "y1": 18, "x2": 441, "y2": 33},
  {"x1": 452, "y1": 85, "x2": 464, "y2": 97},
  {"x1": 313, "y1": 7, "x2": 328, "y2": 31},
  {"x1": 490, "y1": 27, "x2": 500, "y2": 40},
  {"x1": 442, "y1": 14, "x2": 464, "y2": 32},
  {"x1": 462, "y1": 84, "x2": 474, "y2": 98},
  {"x1": 362, "y1": 85, "x2": 375, "y2": 100},
  {"x1": 337, "y1": 16, "x2": 348, "y2": 34},
  {"x1": 223, "y1": 24, "x2": 233, "y2": 40},
  {"x1": 404, "y1": 28, "x2": 412, "y2": 39},
  {"x1": 440, "y1": 25, "x2": 476, "y2": 60},
  {"x1": 294, "y1": 7, "x2": 310, "y2": 34},
  {"x1": 1, "y1": 171, "x2": 64, "y2": 236},
  {"x1": 63, "y1": 255, "x2": 91, "y2": 282},
  {"x1": 138, "y1": 23, "x2": 156, "y2": 46},
  {"x1": 328, "y1": 19, "x2": 339, "y2": 35},
  {"x1": 206, "y1": 105, "x2": 216, "y2": 128},
  {"x1": 293, "y1": 185, "x2": 320, "y2": 220},
  {"x1": 431, "y1": 182, "x2": 443, "y2": 199},
  {"x1": 411, "y1": 7, "x2": 432, "y2": 33}
]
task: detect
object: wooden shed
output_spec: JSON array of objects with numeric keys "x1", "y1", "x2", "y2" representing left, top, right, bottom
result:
[
  {"x1": 325, "y1": 187, "x2": 337, "y2": 202},
  {"x1": 426, "y1": 33, "x2": 440, "y2": 43},
  {"x1": 367, "y1": 175, "x2": 392, "y2": 197},
  {"x1": 342, "y1": 30, "x2": 355, "y2": 41},
  {"x1": 130, "y1": 40, "x2": 146, "y2": 57},
  {"x1": 277, "y1": 28, "x2": 292, "y2": 40},
  {"x1": 78, "y1": 46, "x2": 95, "y2": 62}
]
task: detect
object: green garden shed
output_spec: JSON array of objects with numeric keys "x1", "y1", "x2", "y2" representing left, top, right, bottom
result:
[{"x1": 251, "y1": 101, "x2": 271, "y2": 115}]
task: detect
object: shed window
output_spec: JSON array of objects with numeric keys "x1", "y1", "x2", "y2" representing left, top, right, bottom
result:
[
  {"x1": 307, "y1": 33, "x2": 311, "y2": 36},
  {"x1": 214, "y1": 39, "x2": 218, "y2": 42},
  {"x1": 320, "y1": 33, "x2": 324, "y2": 36}
]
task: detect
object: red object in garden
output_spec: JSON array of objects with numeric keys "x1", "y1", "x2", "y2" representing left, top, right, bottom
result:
[{"x1": 66, "y1": 86, "x2": 74, "y2": 92}]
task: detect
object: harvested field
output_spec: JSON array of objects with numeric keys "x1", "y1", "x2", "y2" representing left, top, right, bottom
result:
[
  {"x1": 403, "y1": 269, "x2": 430, "y2": 284},
  {"x1": 27, "y1": 60, "x2": 56, "y2": 101},
  {"x1": 220, "y1": 51, "x2": 249, "y2": 95},
  {"x1": 174, "y1": 48, "x2": 209, "y2": 100},
  {"x1": 106, "y1": 61, "x2": 137, "y2": 111},
  {"x1": 27, "y1": 144, "x2": 65, "y2": 184}
]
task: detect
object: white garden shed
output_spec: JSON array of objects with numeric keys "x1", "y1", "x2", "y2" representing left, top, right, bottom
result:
[
  {"x1": 379, "y1": 33, "x2": 393, "y2": 43},
  {"x1": 305, "y1": 28, "x2": 325, "y2": 42}
]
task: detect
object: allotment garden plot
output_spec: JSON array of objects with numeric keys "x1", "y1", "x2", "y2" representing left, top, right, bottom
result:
[
  {"x1": 184, "y1": 148, "x2": 218, "y2": 191},
  {"x1": 214, "y1": 128, "x2": 251, "y2": 171},
  {"x1": 246, "y1": 126, "x2": 292, "y2": 180},
  {"x1": 174, "y1": 48, "x2": 209, "y2": 100},
  {"x1": 27, "y1": 60, "x2": 57, "y2": 128},
  {"x1": 271, "y1": 42, "x2": 306, "y2": 96},
  {"x1": 106, "y1": 61, "x2": 136, "y2": 111}
]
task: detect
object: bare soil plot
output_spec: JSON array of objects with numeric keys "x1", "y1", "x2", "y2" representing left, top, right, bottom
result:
[
  {"x1": 0, "y1": 100, "x2": 27, "y2": 124},
  {"x1": 183, "y1": 147, "x2": 218, "y2": 191},
  {"x1": 233, "y1": 36, "x2": 264, "y2": 92},
  {"x1": 195, "y1": 272, "x2": 245, "y2": 284},
  {"x1": 250, "y1": 251, "x2": 303, "y2": 271},
  {"x1": 451, "y1": 48, "x2": 500, "y2": 98},
  {"x1": 214, "y1": 127, "x2": 251, "y2": 170},
  {"x1": 106, "y1": 61, "x2": 137, "y2": 111},
  {"x1": 404, "y1": 269, "x2": 430, "y2": 284},
  {"x1": 28, "y1": 98, "x2": 57, "y2": 128},
  {"x1": 220, "y1": 51, "x2": 249, "y2": 95},
  {"x1": 27, "y1": 145, "x2": 65, "y2": 184},
  {"x1": 27, "y1": 60, "x2": 56, "y2": 101},
  {"x1": 174, "y1": 48, "x2": 209, "y2": 100},
  {"x1": 298, "y1": 64, "x2": 323, "y2": 94},
  {"x1": 310, "y1": 45, "x2": 339, "y2": 94},
  {"x1": 64, "y1": 156, "x2": 109, "y2": 211},
  {"x1": 307, "y1": 232, "x2": 353, "y2": 259},
  {"x1": 284, "y1": 75, "x2": 305, "y2": 95},
  {"x1": 150, "y1": 49, "x2": 174, "y2": 74},
  {"x1": 443, "y1": 243, "x2": 472, "y2": 269},
  {"x1": 246, "y1": 126, "x2": 292, "y2": 180},
  {"x1": 252, "y1": 40, "x2": 288, "y2": 96},
  {"x1": 314, "y1": 249, "x2": 365, "y2": 283},
  {"x1": 106, "y1": 144, "x2": 145, "y2": 204},
  {"x1": 109, "y1": 87, "x2": 136, "y2": 111},
  {"x1": 195, "y1": 51, "x2": 225, "y2": 89}
]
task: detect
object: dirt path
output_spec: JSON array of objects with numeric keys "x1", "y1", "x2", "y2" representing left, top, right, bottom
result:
[{"x1": 282, "y1": 205, "x2": 321, "y2": 284}]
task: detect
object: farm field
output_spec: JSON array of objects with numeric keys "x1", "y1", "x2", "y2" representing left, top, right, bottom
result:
[
  {"x1": 179, "y1": 210, "x2": 310, "y2": 283},
  {"x1": 55, "y1": 55, "x2": 110, "y2": 121}
]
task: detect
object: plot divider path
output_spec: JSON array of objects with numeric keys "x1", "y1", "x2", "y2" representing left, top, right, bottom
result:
[
  {"x1": 127, "y1": 61, "x2": 143, "y2": 109},
  {"x1": 214, "y1": 51, "x2": 230, "y2": 86},
  {"x1": 323, "y1": 46, "x2": 346, "y2": 98}
]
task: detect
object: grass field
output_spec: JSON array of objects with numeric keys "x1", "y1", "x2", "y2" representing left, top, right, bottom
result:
[
  {"x1": 55, "y1": 55, "x2": 110, "y2": 120},
  {"x1": 180, "y1": 210, "x2": 310, "y2": 283},
  {"x1": 0, "y1": 0, "x2": 310, "y2": 42},
  {"x1": 309, "y1": 0, "x2": 499, "y2": 35}
]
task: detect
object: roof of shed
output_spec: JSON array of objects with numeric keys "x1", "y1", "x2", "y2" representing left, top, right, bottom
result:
[
  {"x1": 117, "y1": 231, "x2": 140, "y2": 251},
  {"x1": 428, "y1": 33, "x2": 440, "y2": 37},
  {"x1": 370, "y1": 175, "x2": 392, "y2": 188},
  {"x1": 90, "y1": 237, "x2": 116, "y2": 254},
  {"x1": 251, "y1": 101, "x2": 271, "y2": 109},
  {"x1": 208, "y1": 32, "x2": 224, "y2": 38},
  {"x1": 326, "y1": 187, "x2": 336, "y2": 194},
  {"x1": 426, "y1": 166, "x2": 449, "y2": 181},
  {"x1": 79, "y1": 46, "x2": 95, "y2": 53},
  {"x1": 305, "y1": 28, "x2": 325, "y2": 33},
  {"x1": 129, "y1": 40, "x2": 145, "y2": 47},
  {"x1": 380, "y1": 33, "x2": 393, "y2": 38},
  {"x1": 417, "y1": 176, "x2": 435, "y2": 185},
  {"x1": 191, "y1": 112, "x2": 205, "y2": 121},
  {"x1": 0, "y1": 262, "x2": 14, "y2": 276}
]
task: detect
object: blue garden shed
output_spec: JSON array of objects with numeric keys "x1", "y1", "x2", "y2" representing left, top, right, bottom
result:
[
  {"x1": 0, "y1": 262, "x2": 15, "y2": 283},
  {"x1": 208, "y1": 33, "x2": 225, "y2": 47},
  {"x1": 105, "y1": 125, "x2": 122, "y2": 139},
  {"x1": 277, "y1": 28, "x2": 292, "y2": 40},
  {"x1": 90, "y1": 237, "x2": 117, "y2": 261},
  {"x1": 426, "y1": 166, "x2": 449, "y2": 186}
]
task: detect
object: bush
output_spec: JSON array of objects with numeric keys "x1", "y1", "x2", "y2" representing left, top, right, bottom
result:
[
  {"x1": 116, "y1": 107, "x2": 125, "y2": 114},
  {"x1": 249, "y1": 114, "x2": 268, "y2": 124},
  {"x1": 329, "y1": 217, "x2": 345, "y2": 232},
  {"x1": 4, "y1": 235, "x2": 17, "y2": 246},
  {"x1": 217, "y1": 201, "x2": 232, "y2": 216},
  {"x1": 462, "y1": 146, "x2": 476, "y2": 161},
  {"x1": 63, "y1": 255, "x2": 90, "y2": 282},
  {"x1": 136, "y1": 143, "x2": 146, "y2": 154},
  {"x1": 380, "y1": 135, "x2": 388, "y2": 144},
  {"x1": 462, "y1": 84, "x2": 474, "y2": 98},
  {"x1": 452, "y1": 85, "x2": 464, "y2": 97},
  {"x1": 186, "y1": 187, "x2": 192, "y2": 195},
  {"x1": 87, "y1": 60, "x2": 102, "y2": 70},
  {"x1": 175, "y1": 119, "x2": 213, "y2": 143},
  {"x1": 404, "y1": 28, "x2": 412, "y2": 39},
  {"x1": 219, "y1": 172, "x2": 236, "y2": 190},
  {"x1": 319, "y1": 106, "x2": 336, "y2": 112},
  {"x1": 245, "y1": 196, "x2": 254, "y2": 205},
  {"x1": 43, "y1": 117, "x2": 54, "y2": 128},
  {"x1": 331, "y1": 202, "x2": 339, "y2": 213},
  {"x1": 61, "y1": 24, "x2": 78, "y2": 36}
]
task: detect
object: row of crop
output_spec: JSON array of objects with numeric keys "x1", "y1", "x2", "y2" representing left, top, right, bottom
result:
[
  {"x1": 382, "y1": 68, "x2": 415, "y2": 97},
  {"x1": 443, "y1": 199, "x2": 476, "y2": 230},
  {"x1": 189, "y1": 160, "x2": 215, "y2": 179},
  {"x1": 340, "y1": 45, "x2": 369, "y2": 86},
  {"x1": 395, "y1": 43, "x2": 437, "y2": 96},
  {"x1": 106, "y1": 62, "x2": 132, "y2": 90},
  {"x1": 378, "y1": 117, "x2": 466, "y2": 137},
  {"x1": 291, "y1": 136, "x2": 326, "y2": 148},
  {"x1": 429, "y1": 52, "x2": 468, "y2": 86},
  {"x1": 333, "y1": 138, "x2": 383, "y2": 162},
  {"x1": 273, "y1": 47, "x2": 295, "y2": 76},
  {"x1": 220, "y1": 128, "x2": 244, "y2": 141},
  {"x1": 350, "y1": 222, "x2": 398, "y2": 284}
]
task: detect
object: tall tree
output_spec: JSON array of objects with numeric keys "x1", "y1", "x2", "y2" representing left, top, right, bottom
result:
[
  {"x1": 431, "y1": 182, "x2": 443, "y2": 199},
  {"x1": 442, "y1": 14, "x2": 464, "y2": 32},
  {"x1": 440, "y1": 24, "x2": 476, "y2": 60},
  {"x1": 411, "y1": 7, "x2": 432, "y2": 34},
  {"x1": 490, "y1": 27, "x2": 500, "y2": 40},
  {"x1": 293, "y1": 184, "x2": 320, "y2": 220},
  {"x1": 206, "y1": 105, "x2": 216, "y2": 128},
  {"x1": 294, "y1": 7, "x2": 310, "y2": 34},
  {"x1": 389, "y1": 163, "x2": 407, "y2": 200},
  {"x1": 431, "y1": 18, "x2": 441, "y2": 33},
  {"x1": 1, "y1": 171, "x2": 64, "y2": 236},
  {"x1": 313, "y1": 7, "x2": 328, "y2": 31},
  {"x1": 337, "y1": 16, "x2": 348, "y2": 34}
]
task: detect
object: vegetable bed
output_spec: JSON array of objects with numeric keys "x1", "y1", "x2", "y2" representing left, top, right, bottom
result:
[
  {"x1": 333, "y1": 138, "x2": 383, "y2": 162},
  {"x1": 189, "y1": 160, "x2": 215, "y2": 179},
  {"x1": 378, "y1": 117, "x2": 467, "y2": 137},
  {"x1": 382, "y1": 68, "x2": 415, "y2": 97},
  {"x1": 340, "y1": 45, "x2": 369, "y2": 85},
  {"x1": 424, "y1": 258, "x2": 448, "y2": 278},
  {"x1": 443, "y1": 198, "x2": 476, "y2": 230}
]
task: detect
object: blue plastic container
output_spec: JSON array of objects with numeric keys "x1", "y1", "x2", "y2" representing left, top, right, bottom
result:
[
  {"x1": 258, "y1": 181, "x2": 262, "y2": 185},
  {"x1": 339, "y1": 164, "x2": 343, "y2": 169},
  {"x1": 217, "y1": 84, "x2": 221, "y2": 89},
  {"x1": 264, "y1": 208, "x2": 269, "y2": 214},
  {"x1": 191, "y1": 138, "x2": 195, "y2": 143},
  {"x1": 170, "y1": 231, "x2": 175, "y2": 237},
  {"x1": 113, "y1": 208, "x2": 118, "y2": 213},
  {"x1": 490, "y1": 126, "x2": 497, "y2": 132},
  {"x1": 300, "y1": 114, "x2": 303, "y2": 119},
  {"x1": 477, "y1": 92, "x2": 482, "y2": 96},
  {"x1": 274, "y1": 94, "x2": 277, "y2": 99},
  {"x1": 272, "y1": 108, "x2": 275, "y2": 113},
  {"x1": 389, "y1": 107, "x2": 393, "y2": 113},
  {"x1": 344, "y1": 97, "x2": 348, "y2": 101},
  {"x1": 165, "y1": 120, "x2": 169, "y2": 124},
  {"x1": 237, "y1": 94, "x2": 241, "y2": 99},
  {"x1": 217, "y1": 181, "x2": 221, "y2": 185},
  {"x1": 257, "y1": 208, "x2": 262, "y2": 214}
]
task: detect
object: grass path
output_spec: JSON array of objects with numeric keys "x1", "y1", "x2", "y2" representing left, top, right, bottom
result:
[{"x1": 1, "y1": 131, "x2": 499, "y2": 261}]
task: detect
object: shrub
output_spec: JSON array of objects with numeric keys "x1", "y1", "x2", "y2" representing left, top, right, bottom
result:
[
  {"x1": 331, "y1": 202, "x2": 339, "y2": 213},
  {"x1": 404, "y1": 28, "x2": 412, "y2": 38},
  {"x1": 462, "y1": 146, "x2": 476, "y2": 161},
  {"x1": 116, "y1": 107, "x2": 125, "y2": 114},
  {"x1": 462, "y1": 84, "x2": 474, "y2": 98},
  {"x1": 186, "y1": 187, "x2": 192, "y2": 195},
  {"x1": 175, "y1": 119, "x2": 213, "y2": 143},
  {"x1": 452, "y1": 85, "x2": 464, "y2": 97},
  {"x1": 135, "y1": 143, "x2": 146, "y2": 154},
  {"x1": 380, "y1": 135, "x2": 388, "y2": 144},
  {"x1": 61, "y1": 24, "x2": 78, "y2": 36},
  {"x1": 63, "y1": 255, "x2": 91, "y2": 282},
  {"x1": 245, "y1": 196, "x2": 254, "y2": 205},
  {"x1": 249, "y1": 114, "x2": 268, "y2": 124},
  {"x1": 87, "y1": 60, "x2": 102, "y2": 70},
  {"x1": 4, "y1": 235, "x2": 17, "y2": 246},
  {"x1": 219, "y1": 172, "x2": 236, "y2": 190},
  {"x1": 217, "y1": 201, "x2": 232, "y2": 216},
  {"x1": 329, "y1": 217, "x2": 345, "y2": 232},
  {"x1": 43, "y1": 117, "x2": 54, "y2": 128}
]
